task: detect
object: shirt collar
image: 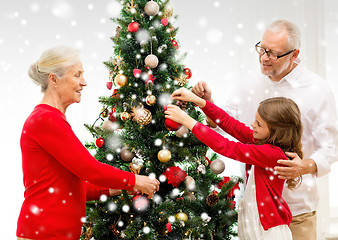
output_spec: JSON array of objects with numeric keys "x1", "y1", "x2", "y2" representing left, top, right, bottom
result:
[{"x1": 279, "y1": 58, "x2": 302, "y2": 85}]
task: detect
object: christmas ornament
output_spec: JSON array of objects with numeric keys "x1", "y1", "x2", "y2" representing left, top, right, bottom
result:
[
  {"x1": 165, "y1": 118, "x2": 182, "y2": 131},
  {"x1": 109, "y1": 110, "x2": 117, "y2": 122},
  {"x1": 197, "y1": 164, "x2": 206, "y2": 174},
  {"x1": 132, "y1": 104, "x2": 152, "y2": 126},
  {"x1": 106, "y1": 81, "x2": 113, "y2": 90},
  {"x1": 183, "y1": 68, "x2": 192, "y2": 79},
  {"x1": 133, "y1": 69, "x2": 141, "y2": 78},
  {"x1": 101, "y1": 107, "x2": 109, "y2": 118},
  {"x1": 210, "y1": 159, "x2": 225, "y2": 174},
  {"x1": 95, "y1": 137, "x2": 104, "y2": 148},
  {"x1": 171, "y1": 39, "x2": 179, "y2": 50},
  {"x1": 115, "y1": 26, "x2": 122, "y2": 38},
  {"x1": 114, "y1": 74, "x2": 128, "y2": 87},
  {"x1": 175, "y1": 212, "x2": 188, "y2": 222},
  {"x1": 184, "y1": 176, "x2": 195, "y2": 191},
  {"x1": 157, "y1": 149, "x2": 171, "y2": 162},
  {"x1": 120, "y1": 111, "x2": 131, "y2": 121},
  {"x1": 129, "y1": 157, "x2": 144, "y2": 174},
  {"x1": 128, "y1": 22, "x2": 139, "y2": 32},
  {"x1": 206, "y1": 191, "x2": 219, "y2": 206},
  {"x1": 183, "y1": 192, "x2": 196, "y2": 201},
  {"x1": 161, "y1": 18, "x2": 169, "y2": 26},
  {"x1": 146, "y1": 94, "x2": 156, "y2": 106},
  {"x1": 120, "y1": 146, "x2": 136, "y2": 162},
  {"x1": 144, "y1": 1, "x2": 159, "y2": 16},
  {"x1": 126, "y1": 0, "x2": 137, "y2": 13},
  {"x1": 163, "y1": 2, "x2": 173, "y2": 18},
  {"x1": 132, "y1": 195, "x2": 149, "y2": 212},
  {"x1": 175, "y1": 74, "x2": 189, "y2": 86},
  {"x1": 163, "y1": 166, "x2": 187, "y2": 187},
  {"x1": 145, "y1": 54, "x2": 159, "y2": 68},
  {"x1": 166, "y1": 222, "x2": 172, "y2": 232},
  {"x1": 102, "y1": 120, "x2": 115, "y2": 132},
  {"x1": 175, "y1": 125, "x2": 189, "y2": 138}
]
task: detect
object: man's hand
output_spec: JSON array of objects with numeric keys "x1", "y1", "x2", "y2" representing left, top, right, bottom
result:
[
  {"x1": 192, "y1": 81, "x2": 212, "y2": 101},
  {"x1": 274, "y1": 152, "x2": 317, "y2": 179}
]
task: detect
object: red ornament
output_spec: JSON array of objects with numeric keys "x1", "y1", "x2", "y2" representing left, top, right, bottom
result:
[
  {"x1": 106, "y1": 81, "x2": 113, "y2": 90},
  {"x1": 166, "y1": 222, "x2": 172, "y2": 232},
  {"x1": 161, "y1": 18, "x2": 169, "y2": 26},
  {"x1": 95, "y1": 137, "x2": 104, "y2": 148},
  {"x1": 128, "y1": 22, "x2": 139, "y2": 32},
  {"x1": 171, "y1": 39, "x2": 179, "y2": 50},
  {"x1": 230, "y1": 201, "x2": 236, "y2": 209},
  {"x1": 133, "y1": 69, "x2": 141, "y2": 78},
  {"x1": 132, "y1": 195, "x2": 149, "y2": 212},
  {"x1": 183, "y1": 68, "x2": 192, "y2": 79},
  {"x1": 163, "y1": 105, "x2": 167, "y2": 111},
  {"x1": 109, "y1": 111, "x2": 117, "y2": 122},
  {"x1": 165, "y1": 118, "x2": 182, "y2": 131},
  {"x1": 163, "y1": 166, "x2": 187, "y2": 188}
]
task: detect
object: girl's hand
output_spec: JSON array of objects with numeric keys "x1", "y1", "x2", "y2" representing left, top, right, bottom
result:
[
  {"x1": 165, "y1": 104, "x2": 197, "y2": 130},
  {"x1": 171, "y1": 88, "x2": 206, "y2": 108}
]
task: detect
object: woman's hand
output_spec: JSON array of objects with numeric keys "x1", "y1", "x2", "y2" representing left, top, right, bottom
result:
[
  {"x1": 165, "y1": 104, "x2": 197, "y2": 130},
  {"x1": 134, "y1": 175, "x2": 160, "y2": 199},
  {"x1": 171, "y1": 88, "x2": 206, "y2": 108}
]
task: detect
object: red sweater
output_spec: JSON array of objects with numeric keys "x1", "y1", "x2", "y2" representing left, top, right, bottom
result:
[
  {"x1": 191, "y1": 101, "x2": 292, "y2": 230},
  {"x1": 17, "y1": 104, "x2": 135, "y2": 240}
]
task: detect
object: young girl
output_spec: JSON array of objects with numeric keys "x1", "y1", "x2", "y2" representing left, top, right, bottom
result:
[{"x1": 165, "y1": 88, "x2": 303, "y2": 240}]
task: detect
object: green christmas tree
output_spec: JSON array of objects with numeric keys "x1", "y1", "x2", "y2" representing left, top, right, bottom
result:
[{"x1": 82, "y1": 0, "x2": 240, "y2": 239}]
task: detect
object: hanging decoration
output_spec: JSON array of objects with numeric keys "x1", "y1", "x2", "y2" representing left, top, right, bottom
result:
[
  {"x1": 128, "y1": 21, "x2": 139, "y2": 32},
  {"x1": 145, "y1": 54, "x2": 159, "y2": 68},
  {"x1": 163, "y1": 166, "x2": 187, "y2": 188},
  {"x1": 95, "y1": 137, "x2": 105, "y2": 148},
  {"x1": 132, "y1": 103, "x2": 152, "y2": 126},
  {"x1": 115, "y1": 74, "x2": 128, "y2": 87},
  {"x1": 210, "y1": 159, "x2": 225, "y2": 174},
  {"x1": 120, "y1": 146, "x2": 136, "y2": 162},
  {"x1": 157, "y1": 148, "x2": 171, "y2": 163},
  {"x1": 126, "y1": 0, "x2": 137, "y2": 13},
  {"x1": 144, "y1": 1, "x2": 159, "y2": 16},
  {"x1": 129, "y1": 157, "x2": 144, "y2": 174}
]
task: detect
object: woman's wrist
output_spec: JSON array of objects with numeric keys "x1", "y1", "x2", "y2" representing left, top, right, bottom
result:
[{"x1": 193, "y1": 95, "x2": 206, "y2": 108}]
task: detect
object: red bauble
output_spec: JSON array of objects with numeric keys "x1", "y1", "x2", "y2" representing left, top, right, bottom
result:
[
  {"x1": 165, "y1": 118, "x2": 182, "y2": 131},
  {"x1": 183, "y1": 68, "x2": 192, "y2": 79},
  {"x1": 95, "y1": 137, "x2": 104, "y2": 148},
  {"x1": 128, "y1": 22, "x2": 139, "y2": 32},
  {"x1": 161, "y1": 18, "x2": 169, "y2": 26},
  {"x1": 133, "y1": 69, "x2": 141, "y2": 78},
  {"x1": 166, "y1": 222, "x2": 172, "y2": 232},
  {"x1": 106, "y1": 81, "x2": 113, "y2": 90},
  {"x1": 171, "y1": 39, "x2": 179, "y2": 50}
]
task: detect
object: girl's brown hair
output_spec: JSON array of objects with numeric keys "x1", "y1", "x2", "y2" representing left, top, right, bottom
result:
[{"x1": 257, "y1": 97, "x2": 303, "y2": 189}]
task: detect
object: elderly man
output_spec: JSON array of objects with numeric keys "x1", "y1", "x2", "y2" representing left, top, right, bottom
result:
[{"x1": 193, "y1": 20, "x2": 338, "y2": 240}]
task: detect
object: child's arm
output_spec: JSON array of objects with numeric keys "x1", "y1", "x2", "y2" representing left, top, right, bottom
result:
[
  {"x1": 171, "y1": 88, "x2": 253, "y2": 144},
  {"x1": 165, "y1": 106, "x2": 284, "y2": 168}
]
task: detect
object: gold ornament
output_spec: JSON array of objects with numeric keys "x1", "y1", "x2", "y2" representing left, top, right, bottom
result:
[
  {"x1": 115, "y1": 74, "x2": 128, "y2": 87},
  {"x1": 129, "y1": 158, "x2": 144, "y2": 174},
  {"x1": 145, "y1": 54, "x2": 159, "y2": 68},
  {"x1": 175, "y1": 212, "x2": 188, "y2": 222},
  {"x1": 146, "y1": 94, "x2": 156, "y2": 106},
  {"x1": 175, "y1": 74, "x2": 189, "y2": 86},
  {"x1": 101, "y1": 107, "x2": 109, "y2": 118},
  {"x1": 163, "y1": 2, "x2": 173, "y2": 18},
  {"x1": 144, "y1": 1, "x2": 159, "y2": 16},
  {"x1": 126, "y1": 0, "x2": 138, "y2": 13},
  {"x1": 120, "y1": 111, "x2": 131, "y2": 121},
  {"x1": 157, "y1": 149, "x2": 171, "y2": 162},
  {"x1": 132, "y1": 105, "x2": 152, "y2": 126},
  {"x1": 210, "y1": 159, "x2": 225, "y2": 174}
]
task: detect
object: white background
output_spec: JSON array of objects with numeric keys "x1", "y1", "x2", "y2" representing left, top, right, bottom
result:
[{"x1": 0, "y1": 0, "x2": 337, "y2": 239}]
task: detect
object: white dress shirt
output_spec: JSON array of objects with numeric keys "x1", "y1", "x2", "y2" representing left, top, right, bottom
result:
[{"x1": 220, "y1": 59, "x2": 338, "y2": 216}]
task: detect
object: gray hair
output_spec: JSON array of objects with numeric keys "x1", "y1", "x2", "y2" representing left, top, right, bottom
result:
[
  {"x1": 28, "y1": 46, "x2": 80, "y2": 92},
  {"x1": 266, "y1": 20, "x2": 301, "y2": 50}
]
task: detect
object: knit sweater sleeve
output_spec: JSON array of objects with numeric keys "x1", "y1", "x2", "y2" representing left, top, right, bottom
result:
[
  {"x1": 85, "y1": 182, "x2": 110, "y2": 201},
  {"x1": 30, "y1": 109, "x2": 135, "y2": 191},
  {"x1": 201, "y1": 100, "x2": 254, "y2": 144},
  {"x1": 191, "y1": 123, "x2": 285, "y2": 169}
]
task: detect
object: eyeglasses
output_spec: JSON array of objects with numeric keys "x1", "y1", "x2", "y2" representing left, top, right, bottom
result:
[{"x1": 255, "y1": 41, "x2": 295, "y2": 61}]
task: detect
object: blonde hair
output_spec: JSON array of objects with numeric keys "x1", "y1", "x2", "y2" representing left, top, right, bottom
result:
[
  {"x1": 28, "y1": 46, "x2": 80, "y2": 92},
  {"x1": 257, "y1": 97, "x2": 303, "y2": 189},
  {"x1": 266, "y1": 20, "x2": 301, "y2": 50}
]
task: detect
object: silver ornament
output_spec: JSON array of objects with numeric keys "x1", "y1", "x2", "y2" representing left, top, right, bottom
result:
[
  {"x1": 145, "y1": 54, "x2": 159, "y2": 68},
  {"x1": 210, "y1": 159, "x2": 225, "y2": 174},
  {"x1": 144, "y1": 1, "x2": 159, "y2": 16},
  {"x1": 120, "y1": 146, "x2": 136, "y2": 162}
]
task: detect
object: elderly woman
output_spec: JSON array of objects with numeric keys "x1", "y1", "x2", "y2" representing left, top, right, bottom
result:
[{"x1": 16, "y1": 46, "x2": 160, "y2": 240}]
